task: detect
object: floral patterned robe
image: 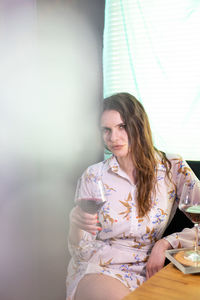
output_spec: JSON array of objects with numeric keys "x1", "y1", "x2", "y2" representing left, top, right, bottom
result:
[{"x1": 66, "y1": 154, "x2": 199, "y2": 299}]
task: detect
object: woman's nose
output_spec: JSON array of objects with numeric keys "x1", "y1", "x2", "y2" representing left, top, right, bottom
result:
[{"x1": 110, "y1": 130, "x2": 118, "y2": 142}]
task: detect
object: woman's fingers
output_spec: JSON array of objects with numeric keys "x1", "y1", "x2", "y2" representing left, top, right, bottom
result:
[
  {"x1": 71, "y1": 206, "x2": 98, "y2": 224},
  {"x1": 146, "y1": 239, "x2": 172, "y2": 279},
  {"x1": 76, "y1": 211, "x2": 97, "y2": 224},
  {"x1": 71, "y1": 214, "x2": 98, "y2": 229},
  {"x1": 70, "y1": 206, "x2": 101, "y2": 234},
  {"x1": 146, "y1": 265, "x2": 160, "y2": 279}
]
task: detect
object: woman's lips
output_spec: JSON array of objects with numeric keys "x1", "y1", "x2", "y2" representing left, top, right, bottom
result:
[{"x1": 111, "y1": 145, "x2": 123, "y2": 150}]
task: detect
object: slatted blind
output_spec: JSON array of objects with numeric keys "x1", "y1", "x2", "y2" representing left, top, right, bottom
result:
[{"x1": 103, "y1": 0, "x2": 200, "y2": 160}]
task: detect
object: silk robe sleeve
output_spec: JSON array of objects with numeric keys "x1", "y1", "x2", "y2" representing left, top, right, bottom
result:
[
  {"x1": 68, "y1": 166, "x2": 103, "y2": 261},
  {"x1": 164, "y1": 156, "x2": 200, "y2": 248}
]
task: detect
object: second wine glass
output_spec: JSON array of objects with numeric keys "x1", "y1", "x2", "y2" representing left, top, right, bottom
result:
[{"x1": 179, "y1": 181, "x2": 200, "y2": 263}]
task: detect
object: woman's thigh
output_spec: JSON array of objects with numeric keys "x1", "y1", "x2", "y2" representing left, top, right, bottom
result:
[{"x1": 74, "y1": 273, "x2": 130, "y2": 300}]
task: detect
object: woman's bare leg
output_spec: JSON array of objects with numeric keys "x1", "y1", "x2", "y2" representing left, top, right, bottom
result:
[{"x1": 74, "y1": 273, "x2": 130, "y2": 300}]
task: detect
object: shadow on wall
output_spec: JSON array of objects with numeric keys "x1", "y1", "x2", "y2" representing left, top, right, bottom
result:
[
  {"x1": 0, "y1": 156, "x2": 103, "y2": 300},
  {"x1": 0, "y1": 1, "x2": 105, "y2": 300},
  {"x1": 0, "y1": 161, "x2": 70, "y2": 300}
]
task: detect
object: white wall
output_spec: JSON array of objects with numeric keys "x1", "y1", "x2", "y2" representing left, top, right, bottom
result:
[{"x1": 0, "y1": 1, "x2": 105, "y2": 299}]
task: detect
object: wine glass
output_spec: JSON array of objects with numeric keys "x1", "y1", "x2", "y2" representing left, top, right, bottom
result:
[
  {"x1": 75, "y1": 177, "x2": 106, "y2": 215},
  {"x1": 179, "y1": 181, "x2": 200, "y2": 263}
]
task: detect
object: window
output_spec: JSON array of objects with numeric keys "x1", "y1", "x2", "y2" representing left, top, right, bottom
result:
[{"x1": 103, "y1": 0, "x2": 200, "y2": 160}]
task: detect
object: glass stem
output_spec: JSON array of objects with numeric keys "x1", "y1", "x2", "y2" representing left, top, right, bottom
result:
[{"x1": 194, "y1": 223, "x2": 199, "y2": 252}]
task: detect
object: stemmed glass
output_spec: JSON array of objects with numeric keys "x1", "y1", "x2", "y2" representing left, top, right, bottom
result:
[
  {"x1": 75, "y1": 177, "x2": 106, "y2": 215},
  {"x1": 179, "y1": 181, "x2": 200, "y2": 263}
]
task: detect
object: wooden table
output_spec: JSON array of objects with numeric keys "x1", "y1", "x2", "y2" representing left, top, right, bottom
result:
[{"x1": 123, "y1": 263, "x2": 200, "y2": 300}]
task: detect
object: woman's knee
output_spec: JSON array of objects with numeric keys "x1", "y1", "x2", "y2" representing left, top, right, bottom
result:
[{"x1": 74, "y1": 273, "x2": 130, "y2": 300}]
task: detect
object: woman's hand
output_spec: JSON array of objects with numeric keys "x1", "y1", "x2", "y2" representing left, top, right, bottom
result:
[
  {"x1": 69, "y1": 206, "x2": 102, "y2": 246},
  {"x1": 70, "y1": 205, "x2": 101, "y2": 235},
  {"x1": 146, "y1": 239, "x2": 172, "y2": 279}
]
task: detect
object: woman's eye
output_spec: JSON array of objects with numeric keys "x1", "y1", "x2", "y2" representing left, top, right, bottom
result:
[
  {"x1": 119, "y1": 124, "x2": 126, "y2": 129},
  {"x1": 102, "y1": 128, "x2": 110, "y2": 134}
]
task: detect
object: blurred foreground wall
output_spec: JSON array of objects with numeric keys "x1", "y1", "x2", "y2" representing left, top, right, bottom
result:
[{"x1": 0, "y1": 1, "x2": 105, "y2": 299}]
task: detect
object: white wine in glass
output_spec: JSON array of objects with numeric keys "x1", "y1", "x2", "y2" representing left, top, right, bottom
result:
[{"x1": 179, "y1": 181, "x2": 200, "y2": 263}]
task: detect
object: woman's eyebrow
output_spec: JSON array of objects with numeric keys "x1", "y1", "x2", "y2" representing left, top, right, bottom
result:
[{"x1": 101, "y1": 123, "x2": 125, "y2": 129}]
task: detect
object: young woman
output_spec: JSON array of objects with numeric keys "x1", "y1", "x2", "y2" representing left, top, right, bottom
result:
[{"x1": 67, "y1": 93, "x2": 199, "y2": 300}]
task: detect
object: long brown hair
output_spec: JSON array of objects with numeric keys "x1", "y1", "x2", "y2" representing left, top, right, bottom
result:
[{"x1": 102, "y1": 93, "x2": 171, "y2": 217}]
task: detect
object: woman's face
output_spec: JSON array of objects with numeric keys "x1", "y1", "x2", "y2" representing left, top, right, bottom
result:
[{"x1": 101, "y1": 110, "x2": 129, "y2": 159}]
